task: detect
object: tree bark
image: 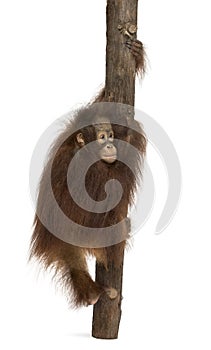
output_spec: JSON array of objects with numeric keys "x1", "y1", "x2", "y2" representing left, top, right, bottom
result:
[
  {"x1": 92, "y1": 0, "x2": 139, "y2": 339},
  {"x1": 105, "y1": 0, "x2": 138, "y2": 105}
]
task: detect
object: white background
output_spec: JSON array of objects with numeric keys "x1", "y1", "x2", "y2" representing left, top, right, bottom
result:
[{"x1": 1, "y1": 0, "x2": 211, "y2": 349}]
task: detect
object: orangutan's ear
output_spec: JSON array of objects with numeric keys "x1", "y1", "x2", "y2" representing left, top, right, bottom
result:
[{"x1": 76, "y1": 133, "x2": 85, "y2": 147}]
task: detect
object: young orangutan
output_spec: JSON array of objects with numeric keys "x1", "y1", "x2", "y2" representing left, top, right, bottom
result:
[{"x1": 30, "y1": 38, "x2": 146, "y2": 307}]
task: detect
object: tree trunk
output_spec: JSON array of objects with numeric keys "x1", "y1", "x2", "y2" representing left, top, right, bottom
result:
[
  {"x1": 92, "y1": 0, "x2": 139, "y2": 340},
  {"x1": 105, "y1": 0, "x2": 138, "y2": 105}
]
